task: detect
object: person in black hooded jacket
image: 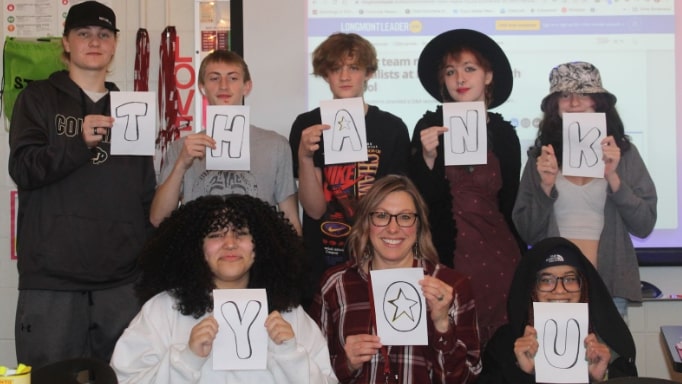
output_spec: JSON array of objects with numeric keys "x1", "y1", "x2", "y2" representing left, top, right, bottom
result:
[
  {"x1": 8, "y1": 1, "x2": 155, "y2": 369},
  {"x1": 479, "y1": 237, "x2": 638, "y2": 383}
]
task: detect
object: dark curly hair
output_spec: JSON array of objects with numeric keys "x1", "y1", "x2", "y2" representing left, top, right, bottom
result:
[
  {"x1": 135, "y1": 194, "x2": 304, "y2": 318},
  {"x1": 532, "y1": 92, "x2": 631, "y2": 167}
]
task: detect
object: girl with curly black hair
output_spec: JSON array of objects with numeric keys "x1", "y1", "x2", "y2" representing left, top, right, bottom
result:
[{"x1": 111, "y1": 194, "x2": 337, "y2": 383}]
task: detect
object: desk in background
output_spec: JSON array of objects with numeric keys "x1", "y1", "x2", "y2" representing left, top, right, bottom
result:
[{"x1": 660, "y1": 326, "x2": 682, "y2": 373}]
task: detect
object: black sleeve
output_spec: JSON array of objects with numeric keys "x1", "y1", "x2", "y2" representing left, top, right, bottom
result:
[
  {"x1": 288, "y1": 115, "x2": 304, "y2": 178},
  {"x1": 490, "y1": 115, "x2": 526, "y2": 252},
  {"x1": 408, "y1": 111, "x2": 456, "y2": 267},
  {"x1": 479, "y1": 325, "x2": 535, "y2": 384},
  {"x1": 8, "y1": 84, "x2": 92, "y2": 189},
  {"x1": 607, "y1": 356, "x2": 638, "y2": 379},
  {"x1": 384, "y1": 116, "x2": 411, "y2": 175}
]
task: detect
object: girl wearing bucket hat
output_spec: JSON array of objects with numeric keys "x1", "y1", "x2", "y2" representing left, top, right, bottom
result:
[
  {"x1": 479, "y1": 237, "x2": 638, "y2": 383},
  {"x1": 512, "y1": 62, "x2": 657, "y2": 318},
  {"x1": 409, "y1": 29, "x2": 525, "y2": 349}
]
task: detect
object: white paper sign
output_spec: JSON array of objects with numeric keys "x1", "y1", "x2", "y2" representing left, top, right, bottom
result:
[
  {"x1": 534, "y1": 302, "x2": 589, "y2": 383},
  {"x1": 320, "y1": 97, "x2": 368, "y2": 165},
  {"x1": 205, "y1": 105, "x2": 251, "y2": 171},
  {"x1": 562, "y1": 113, "x2": 606, "y2": 178},
  {"x1": 212, "y1": 289, "x2": 268, "y2": 370},
  {"x1": 110, "y1": 92, "x2": 157, "y2": 156},
  {"x1": 442, "y1": 101, "x2": 487, "y2": 166},
  {"x1": 370, "y1": 268, "x2": 427, "y2": 346}
]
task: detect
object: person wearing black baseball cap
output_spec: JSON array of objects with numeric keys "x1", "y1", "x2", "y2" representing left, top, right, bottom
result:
[
  {"x1": 63, "y1": 0, "x2": 119, "y2": 35},
  {"x1": 479, "y1": 237, "x2": 638, "y2": 383},
  {"x1": 9, "y1": 0, "x2": 155, "y2": 369},
  {"x1": 61, "y1": 1, "x2": 118, "y2": 76},
  {"x1": 408, "y1": 29, "x2": 525, "y2": 350}
]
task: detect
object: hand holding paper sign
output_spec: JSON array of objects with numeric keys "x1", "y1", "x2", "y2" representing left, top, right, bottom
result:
[
  {"x1": 189, "y1": 316, "x2": 219, "y2": 358},
  {"x1": 298, "y1": 124, "x2": 330, "y2": 160},
  {"x1": 81, "y1": 114, "x2": 114, "y2": 149},
  {"x1": 264, "y1": 311, "x2": 295, "y2": 345},
  {"x1": 514, "y1": 321, "x2": 611, "y2": 383},
  {"x1": 418, "y1": 126, "x2": 448, "y2": 170},
  {"x1": 343, "y1": 334, "x2": 382, "y2": 371},
  {"x1": 419, "y1": 275, "x2": 453, "y2": 333},
  {"x1": 513, "y1": 325, "x2": 539, "y2": 374},
  {"x1": 583, "y1": 333, "x2": 610, "y2": 381},
  {"x1": 601, "y1": 135, "x2": 622, "y2": 191},
  {"x1": 177, "y1": 133, "x2": 216, "y2": 168},
  {"x1": 536, "y1": 144, "x2": 559, "y2": 196}
]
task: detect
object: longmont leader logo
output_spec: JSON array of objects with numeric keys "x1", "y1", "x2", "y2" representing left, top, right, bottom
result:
[{"x1": 321, "y1": 221, "x2": 351, "y2": 238}]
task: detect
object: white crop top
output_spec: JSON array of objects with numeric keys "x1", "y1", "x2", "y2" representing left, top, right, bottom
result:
[{"x1": 553, "y1": 172, "x2": 607, "y2": 240}]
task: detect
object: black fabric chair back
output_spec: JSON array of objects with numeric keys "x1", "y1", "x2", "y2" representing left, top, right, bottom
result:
[
  {"x1": 31, "y1": 357, "x2": 117, "y2": 384},
  {"x1": 605, "y1": 377, "x2": 678, "y2": 384}
]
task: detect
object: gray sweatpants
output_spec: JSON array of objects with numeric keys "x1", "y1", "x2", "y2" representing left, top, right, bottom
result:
[{"x1": 15, "y1": 282, "x2": 140, "y2": 369}]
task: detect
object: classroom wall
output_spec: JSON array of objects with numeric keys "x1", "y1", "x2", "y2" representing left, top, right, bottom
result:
[{"x1": 1, "y1": 0, "x2": 681, "y2": 380}]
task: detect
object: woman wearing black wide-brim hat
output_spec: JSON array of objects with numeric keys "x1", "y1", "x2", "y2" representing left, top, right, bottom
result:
[{"x1": 408, "y1": 28, "x2": 525, "y2": 349}]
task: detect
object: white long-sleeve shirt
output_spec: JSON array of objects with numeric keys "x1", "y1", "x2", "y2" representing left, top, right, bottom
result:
[{"x1": 111, "y1": 292, "x2": 338, "y2": 384}]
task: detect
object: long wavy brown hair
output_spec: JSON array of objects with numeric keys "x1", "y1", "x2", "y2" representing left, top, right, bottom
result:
[{"x1": 346, "y1": 175, "x2": 439, "y2": 266}]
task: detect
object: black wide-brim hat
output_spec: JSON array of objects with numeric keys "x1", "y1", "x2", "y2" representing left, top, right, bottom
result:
[{"x1": 417, "y1": 29, "x2": 513, "y2": 109}]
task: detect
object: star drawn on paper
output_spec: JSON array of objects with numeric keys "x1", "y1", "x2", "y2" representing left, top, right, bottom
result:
[
  {"x1": 337, "y1": 115, "x2": 350, "y2": 130},
  {"x1": 388, "y1": 287, "x2": 418, "y2": 322}
]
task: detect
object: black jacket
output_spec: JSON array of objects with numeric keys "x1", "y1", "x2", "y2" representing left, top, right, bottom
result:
[
  {"x1": 9, "y1": 70, "x2": 156, "y2": 290},
  {"x1": 478, "y1": 237, "x2": 638, "y2": 383}
]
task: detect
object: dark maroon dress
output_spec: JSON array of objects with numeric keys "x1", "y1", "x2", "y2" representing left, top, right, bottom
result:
[{"x1": 445, "y1": 152, "x2": 521, "y2": 346}]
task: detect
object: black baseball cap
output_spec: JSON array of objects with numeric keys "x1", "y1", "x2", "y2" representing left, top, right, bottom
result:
[
  {"x1": 63, "y1": 1, "x2": 118, "y2": 35},
  {"x1": 530, "y1": 238, "x2": 585, "y2": 274}
]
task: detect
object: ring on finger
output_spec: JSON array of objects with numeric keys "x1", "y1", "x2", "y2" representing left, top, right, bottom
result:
[
  {"x1": 93, "y1": 127, "x2": 98, "y2": 135},
  {"x1": 437, "y1": 294, "x2": 444, "y2": 301}
]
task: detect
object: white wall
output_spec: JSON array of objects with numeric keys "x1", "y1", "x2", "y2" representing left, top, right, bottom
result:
[{"x1": 1, "y1": 1, "x2": 681, "y2": 380}]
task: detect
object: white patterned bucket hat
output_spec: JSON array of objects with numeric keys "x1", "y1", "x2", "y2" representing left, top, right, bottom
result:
[{"x1": 541, "y1": 61, "x2": 616, "y2": 111}]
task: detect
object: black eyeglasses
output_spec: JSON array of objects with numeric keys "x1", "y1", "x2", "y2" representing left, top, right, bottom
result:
[
  {"x1": 369, "y1": 212, "x2": 419, "y2": 227},
  {"x1": 536, "y1": 274, "x2": 582, "y2": 293}
]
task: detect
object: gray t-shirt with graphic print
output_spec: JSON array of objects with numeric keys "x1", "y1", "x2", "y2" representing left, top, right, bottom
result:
[{"x1": 159, "y1": 125, "x2": 296, "y2": 207}]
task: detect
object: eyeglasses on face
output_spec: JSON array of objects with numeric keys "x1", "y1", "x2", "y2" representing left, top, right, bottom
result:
[
  {"x1": 536, "y1": 274, "x2": 582, "y2": 293},
  {"x1": 369, "y1": 212, "x2": 419, "y2": 227}
]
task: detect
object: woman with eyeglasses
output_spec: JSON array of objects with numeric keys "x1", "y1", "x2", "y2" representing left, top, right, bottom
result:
[
  {"x1": 309, "y1": 174, "x2": 481, "y2": 384},
  {"x1": 479, "y1": 237, "x2": 638, "y2": 383}
]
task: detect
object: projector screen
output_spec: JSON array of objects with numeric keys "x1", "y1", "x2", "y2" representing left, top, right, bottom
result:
[{"x1": 305, "y1": 0, "x2": 680, "y2": 264}]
